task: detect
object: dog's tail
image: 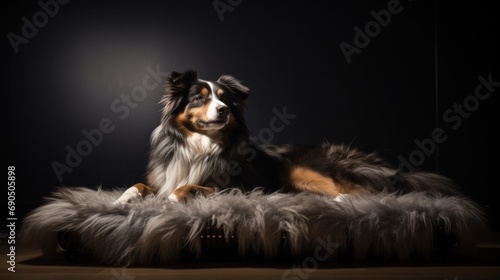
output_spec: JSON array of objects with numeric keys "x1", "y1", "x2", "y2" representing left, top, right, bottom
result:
[
  {"x1": 321, "y1": 143, "x2": 468, "y2": 197},
  {"x1": 331, "y1": 145, "x2": 464, "y2": 197},
  {"x1": 389, "y1": 171, "x2": 465, "y2": 196},
  {"x1": 350, "y1": 163, "x2": 464, "y2": 196}
]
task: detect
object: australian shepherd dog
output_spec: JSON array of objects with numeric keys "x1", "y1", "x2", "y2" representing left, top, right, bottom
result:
[{"x1": 114, "y1": 70, "x2": 461, "y2": 204}]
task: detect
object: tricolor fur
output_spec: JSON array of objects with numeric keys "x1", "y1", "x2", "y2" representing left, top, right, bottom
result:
[{"x1": 114, "y1": 70, "x2": 463, "y2": 204}]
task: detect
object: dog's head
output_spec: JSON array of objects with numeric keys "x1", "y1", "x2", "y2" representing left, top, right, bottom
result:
[{"x1": 161, "y1": 70, "x2": 249, "y2": 137}]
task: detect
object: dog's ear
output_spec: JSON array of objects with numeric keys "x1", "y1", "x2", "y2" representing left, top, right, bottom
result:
[
  {"x1": 161, "y1": 70, "x2": 198, "y2": 123},
  {"x1": 217, "y1": 75, "x2": 250, "y2": 100},
  {"x1": 168, "y1": 70, "x2": 198, "y2": 89}
]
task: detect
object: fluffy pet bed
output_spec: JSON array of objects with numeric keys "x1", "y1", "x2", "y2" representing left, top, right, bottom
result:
[{"x1": 21, "y1": 187, "x2": 485, "y2": 266}]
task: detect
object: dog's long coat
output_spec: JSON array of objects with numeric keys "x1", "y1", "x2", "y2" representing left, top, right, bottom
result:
[{"x1": 114, "y1": 70, "x2": 462, "y2": 204}]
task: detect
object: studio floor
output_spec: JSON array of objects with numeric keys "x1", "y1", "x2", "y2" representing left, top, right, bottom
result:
[{"x1": 3, "y1": 231, "x2": 500, "y2": 280}]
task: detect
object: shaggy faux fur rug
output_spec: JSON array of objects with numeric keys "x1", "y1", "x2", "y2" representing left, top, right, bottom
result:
[{"x1": 21, "y1": 187, "x2": 485, "y2": 266}]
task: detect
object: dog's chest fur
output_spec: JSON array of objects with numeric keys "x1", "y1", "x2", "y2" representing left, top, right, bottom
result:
[{"x1": 148, "y1": 125, "x2": 226, "y2": 196}]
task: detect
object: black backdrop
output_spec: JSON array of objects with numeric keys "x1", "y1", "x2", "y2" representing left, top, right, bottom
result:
[{"x1": 3, "y1": 1, "x2": 499, "y2": 231}]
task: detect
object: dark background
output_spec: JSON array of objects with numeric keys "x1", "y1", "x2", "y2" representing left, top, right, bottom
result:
[{"x1": 3, "y1": 1, "x2": 499, "y2": 231}]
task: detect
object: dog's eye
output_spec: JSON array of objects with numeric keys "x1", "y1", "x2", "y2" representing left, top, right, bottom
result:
[{"x1": 193, "y1": 95, "x2": 204, "y2": 102}]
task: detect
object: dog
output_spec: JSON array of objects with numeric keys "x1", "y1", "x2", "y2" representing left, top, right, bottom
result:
[{"x1": 114, "y1": 70, "x2": 462, "y2": 205}]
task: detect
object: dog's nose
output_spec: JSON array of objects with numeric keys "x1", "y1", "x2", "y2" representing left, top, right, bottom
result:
[{"x1": 217, "y1": 106, "x2": 229, "y2": 117}]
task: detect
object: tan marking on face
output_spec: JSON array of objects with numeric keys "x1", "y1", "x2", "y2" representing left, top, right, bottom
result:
[
  {"x1": 174, "y1": 86, "x2": 235, "y2": 136},
  {"x1": 175, "y1": 101, "x2": 215, "y2": 135},
  {"x1": 216, "y1": 88, "x2": 224, "y2": 97},
  {"x1": 175, "y1": 111, "x2": 194, "y2": 136}
]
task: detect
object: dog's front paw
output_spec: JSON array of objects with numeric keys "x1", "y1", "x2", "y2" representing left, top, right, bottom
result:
[
  {"x1": 168, "y1": 185, "x2": 216, "y2": 203},
  {"x1": 167, "y1": 192, "x2": 179, "y2": 203},
  {"x1": 113, "y1": 186, "x2": 141, "y2": 205},
  {"x1": 333, "y1": 194, "x2": 350, "y2": 202}
]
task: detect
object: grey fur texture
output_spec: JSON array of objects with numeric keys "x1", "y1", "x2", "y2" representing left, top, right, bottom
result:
[{"x1": 21, "y1": 187, "x2": 485, "y2": 266}]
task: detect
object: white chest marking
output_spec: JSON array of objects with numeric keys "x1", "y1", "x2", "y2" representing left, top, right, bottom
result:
[{"x1": 157, "y1": 132, "x2": 222, "y2": 196}]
